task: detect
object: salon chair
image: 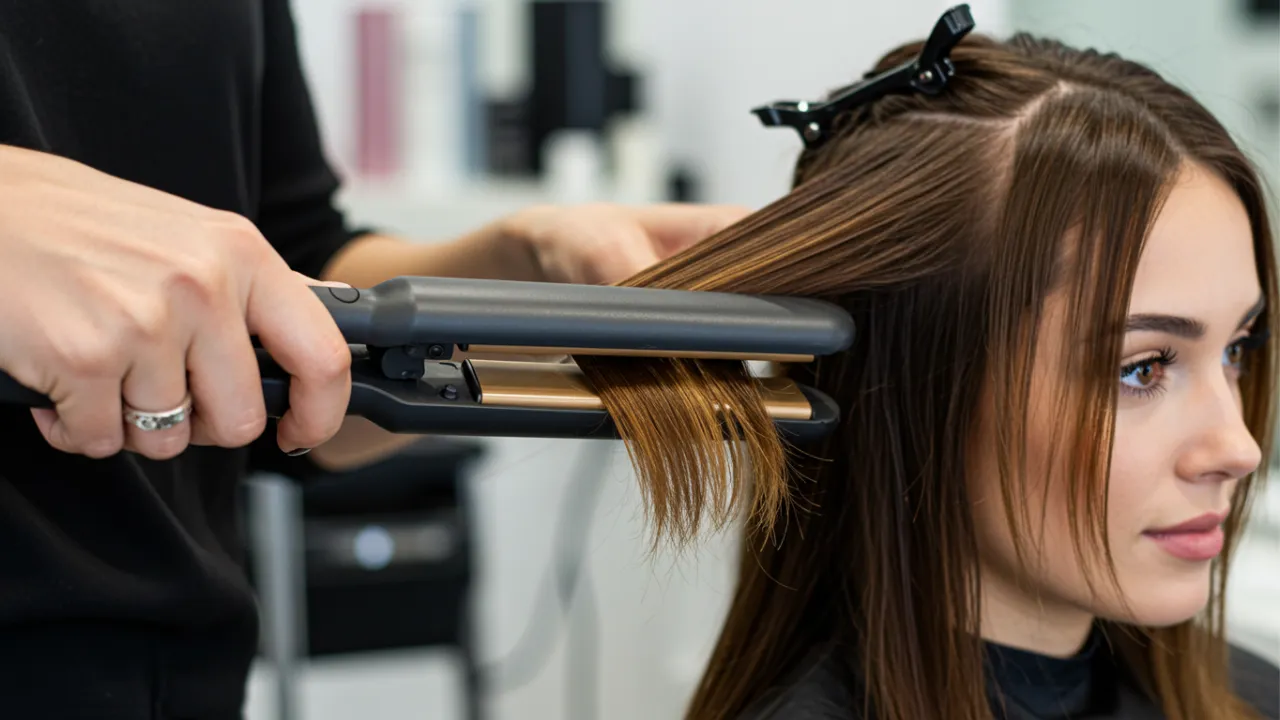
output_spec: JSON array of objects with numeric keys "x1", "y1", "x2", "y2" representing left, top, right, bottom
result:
[{"x1": 243, "y1": 436, "x2": 486, "y2": 720}]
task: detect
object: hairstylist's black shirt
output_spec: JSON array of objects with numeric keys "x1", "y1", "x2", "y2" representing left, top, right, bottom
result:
[{"x1": 0, "y1": 3, "x2": 362, "y2": 717}]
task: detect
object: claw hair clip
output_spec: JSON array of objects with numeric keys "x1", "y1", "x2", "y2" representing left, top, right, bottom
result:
[{"x1": 752, "y1": 4, "x2": 976, "y2": 148}]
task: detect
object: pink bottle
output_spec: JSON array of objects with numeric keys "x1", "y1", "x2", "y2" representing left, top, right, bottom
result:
[{"x1": 355, "y1": 6, "x2": 401, "y2": 179}]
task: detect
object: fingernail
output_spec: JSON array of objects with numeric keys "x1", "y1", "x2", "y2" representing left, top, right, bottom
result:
[{"x1": 285, "y1": 447, "x2": 311, "y2": 457}]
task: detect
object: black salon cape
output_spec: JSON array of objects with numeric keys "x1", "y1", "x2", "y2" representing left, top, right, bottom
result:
[
  {"x1": 0, "y1": 2, "x2": 364, "y2": 718},
  {"x1": 739, "y1": 632, "x2": 1280, "y2": 719}
]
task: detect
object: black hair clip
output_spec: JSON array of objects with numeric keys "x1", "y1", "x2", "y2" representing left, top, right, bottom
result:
[{"x1": 752, "y1": 4, "x2": 976, "y2": 148}]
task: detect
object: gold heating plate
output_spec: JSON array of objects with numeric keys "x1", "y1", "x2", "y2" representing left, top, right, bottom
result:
[{"x1": 465, "y1": 359, "x2": 812, "y2": 420}]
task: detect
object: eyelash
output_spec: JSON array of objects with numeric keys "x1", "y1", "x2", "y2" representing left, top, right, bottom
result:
[
  {"x1": 1118, "y1": 327, "x2": 1272, "y2": 399},
  {"x1": 1119, "y1": 347, "x2": 1178, "y2": 399}
]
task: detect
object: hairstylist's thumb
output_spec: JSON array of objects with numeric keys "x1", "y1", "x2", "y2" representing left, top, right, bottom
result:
[{"x1": 292, "y1": 271, "x2": 351, "y2": 289}]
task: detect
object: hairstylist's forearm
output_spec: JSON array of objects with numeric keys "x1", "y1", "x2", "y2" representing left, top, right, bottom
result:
[
  {"x1": 319, "y1": 218, "x2": 542, "y2": 288},
  {"x1": 321, "y1": 202, "x2": 752, "y2": 288}
]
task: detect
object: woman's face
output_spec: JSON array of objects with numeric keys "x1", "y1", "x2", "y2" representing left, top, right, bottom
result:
[{"x1": 968, "y1": 161, "x2": 1266, "y2": 655}]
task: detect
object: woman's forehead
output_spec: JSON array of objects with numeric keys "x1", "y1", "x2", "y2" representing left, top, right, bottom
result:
[{"x1": 1128, "y1": 163, "x2": 1260, "y2": 323}]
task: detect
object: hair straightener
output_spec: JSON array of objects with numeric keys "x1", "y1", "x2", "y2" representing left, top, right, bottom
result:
[{"x1": 0, "y1": 277, "x2": 854, "y2": 441}]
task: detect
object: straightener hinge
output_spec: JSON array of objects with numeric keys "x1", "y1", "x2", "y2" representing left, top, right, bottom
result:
[{"x1": 372, "y1": 344, "x2": 457, "y2": 380}]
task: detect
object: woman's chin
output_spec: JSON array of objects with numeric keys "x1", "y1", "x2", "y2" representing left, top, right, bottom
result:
[{"x1": 1099, "y1": 566, "x2": 1214, "y2": 627}]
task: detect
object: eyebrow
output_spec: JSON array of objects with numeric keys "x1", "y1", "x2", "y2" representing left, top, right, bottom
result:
[{"x1": 1126, "y1": 294, "x2": 1266, "y2": 338}]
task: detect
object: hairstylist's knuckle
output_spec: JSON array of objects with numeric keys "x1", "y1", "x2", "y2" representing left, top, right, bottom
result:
[
  {"x1": 309, "y1": 335, "x2": 352, "y2": 384},
  {"x1": 82, "y1": 433, "x2": 124, "y2": 459},
  {"x1": 217, "y1": 412, "x2": 267, "y2": 448},
  {"x1": 297, "y1": 340, "x2": 351, "y2": 443},
  {"x1": 154, "y1": 241, "x2": 228, "y2": 310},
  {"x1": 210, "y1": 211, "x2": 271, "y2": 260},
  {"x1": 121, "y1": 299, "x2": 174, "y2": 345},
  {"x1": 40, "y1": 430, "x2": 76, "y2": 456},
  {"x1": 208, "y1": 209, "x2": 261, "y2": 241},
  {"x1": 139, "y1": 432, "x2": 189, "y2": 461},
  {"x1": 52, "y1": 334, "x2": 122, "y2": 378},
  {"x1": 194, "y1": 361, "x2": 270, "y2": 447},
  {"x1": 291, "y1": 409, "x2": 339, "y2": 449}
]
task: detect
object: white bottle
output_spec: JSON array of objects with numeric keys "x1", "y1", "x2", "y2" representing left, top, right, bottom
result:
[
  {"x1": 401, "y1": 0, "x2": 466, "y2": 197},
  {"x1": 544, "y1": 129, "x2": 608, "y2": 205}
]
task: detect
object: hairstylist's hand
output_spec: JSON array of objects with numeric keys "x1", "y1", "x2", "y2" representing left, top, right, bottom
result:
[
  {"x1": 506, "y1": 202, "x2": 750, "y2": 285},
  {"x1": 0, "y1": 145, "x2": 351, "y2": 459}
]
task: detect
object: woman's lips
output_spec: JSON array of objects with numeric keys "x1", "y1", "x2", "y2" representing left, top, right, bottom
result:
[{"x1": 1143, "y1": 512, "x2": 1228, "y2": 561}]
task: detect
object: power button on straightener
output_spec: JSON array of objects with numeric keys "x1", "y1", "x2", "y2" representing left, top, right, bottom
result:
[{"x1": 328, "y1": 287, "x2": 360, "y2": 303}]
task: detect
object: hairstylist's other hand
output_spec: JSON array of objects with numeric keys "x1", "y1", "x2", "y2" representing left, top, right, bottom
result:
[
  {"x1": 0, "y1": 145, "x2": 351, "y2": 459},
  {"x1": 507, "y1": 202, "x2": 750, "y2": 285}
]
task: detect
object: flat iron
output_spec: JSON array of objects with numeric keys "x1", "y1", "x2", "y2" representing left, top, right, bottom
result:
[{"x1": 0, "y1": 277, "x2": 854, "y2": 441}]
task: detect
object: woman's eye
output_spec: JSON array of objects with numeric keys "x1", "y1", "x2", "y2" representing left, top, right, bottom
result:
[
  {"x1": 1119, "y1": 348, "x2": 1175, "y2": 397},
  {"x1": 1225, "y1": 327, "x2": 1271, "y2": 372},
  {"x1": 1224, "y1": 341, "x2": 1246, "y2": 368},
  {"x1": 1120, "y1": 361, "x2": 1161, "y2": 390}
]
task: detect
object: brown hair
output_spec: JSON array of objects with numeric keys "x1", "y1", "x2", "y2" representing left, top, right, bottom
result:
[{"x1": 574, "y1": 32, "x2": 1278, "y2": 720}]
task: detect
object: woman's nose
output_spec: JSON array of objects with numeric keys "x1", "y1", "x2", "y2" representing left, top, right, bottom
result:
[{"x1": 1174, "y1": 378, "x2": 1263, "y2": 483}]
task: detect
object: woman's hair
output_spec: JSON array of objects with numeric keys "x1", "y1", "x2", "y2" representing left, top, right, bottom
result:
[{"x1": 573, "y1": 31, "x2": 1278, "y2": 720}]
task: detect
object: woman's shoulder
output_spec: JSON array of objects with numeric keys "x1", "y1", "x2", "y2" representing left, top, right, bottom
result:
[
  {"x1": 728, "y1": 639, "x2": 1277, "y2": 720},
  {"x1": 1229, "y1": 642, "x2": 1279, "y2": 719},
  {"x1": 734, "y1": 645, "x2": 862, "y2": 720}
]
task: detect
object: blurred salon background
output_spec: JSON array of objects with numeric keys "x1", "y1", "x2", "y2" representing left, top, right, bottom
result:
[{"x1": 242, "y1": 1, "x2": 1280, "y2": 718}]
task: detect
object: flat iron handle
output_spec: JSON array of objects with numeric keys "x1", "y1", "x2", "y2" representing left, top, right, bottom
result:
[{"x1": 0, "y1": 352, "x2": 841, "y2": 443}]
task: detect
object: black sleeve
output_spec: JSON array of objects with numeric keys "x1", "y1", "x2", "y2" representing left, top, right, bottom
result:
[
  {"x1": 1230, "y1": 643, "x2": 1279, "y2": 719},
  {"x1": 255, "y1": 0, "x2": 369, "y2": 279}
]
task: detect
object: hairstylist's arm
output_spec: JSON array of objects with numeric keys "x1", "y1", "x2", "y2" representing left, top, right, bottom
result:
[
  {"x1": 0, "y1": 144, "x2": 350, "y2": 458},
  {"x1": 320, "y1": 202, "x2": 752, "y2": 288}
]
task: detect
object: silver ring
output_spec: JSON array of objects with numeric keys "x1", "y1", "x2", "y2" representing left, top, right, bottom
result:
[{"x1": 123, "y1": 394, "x2": 193, "y2": 432}]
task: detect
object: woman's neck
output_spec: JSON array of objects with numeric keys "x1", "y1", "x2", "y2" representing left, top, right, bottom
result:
[{"x1": 977, "y1": 565, "x2": 1096, "y2": 658}]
